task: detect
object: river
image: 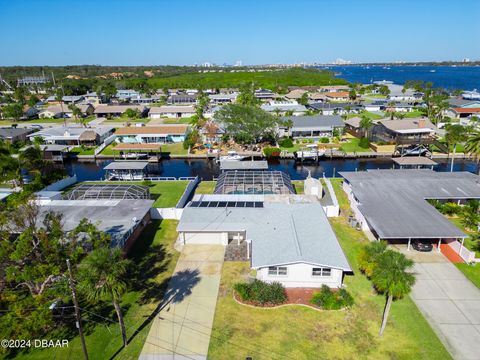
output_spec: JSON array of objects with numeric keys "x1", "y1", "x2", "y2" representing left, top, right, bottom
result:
[
  {"x1": 320, "y1": 65, "x2": 480, "y2": 90},
  {"x1": 64, "y1": 158, "x2": 479, "y2": 182}
]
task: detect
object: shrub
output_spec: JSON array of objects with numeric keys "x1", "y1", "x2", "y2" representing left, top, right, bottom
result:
[
  {"x1": 442, "y1": 202, "x2": 462, "y2": 216},
  {"x1": 234, "y1": 280, "x2": 287, "y2": 305},
  {"x1": 310, "y1": 285, "x2": 354, "y2": 310},
  {"x1": 279, "y1": 137, "x2": 294, "y2": 148},
  {"x1": 233, "y1": 282, "x2": 253, "y2": 301},
  {"x1": 358, "y1": 137, "x2": 370, "y2": 148},
  {"x1": 320, "y1": 137, "x2": 330, "y2": 144},
  {"x1": 263, "y1": 147, "x2": 281, "y2": 158},
  {"x1": 142, "y1": 179, "x2": 153, "y2": 187}
]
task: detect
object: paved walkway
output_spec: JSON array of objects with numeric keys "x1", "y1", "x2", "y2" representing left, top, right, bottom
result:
[
  {"x1": 139, "y1": 245, "x2": 225, "y2": 360},
  {"x1": 411, "y1": 261, "x2": 480, "y2": 360}
]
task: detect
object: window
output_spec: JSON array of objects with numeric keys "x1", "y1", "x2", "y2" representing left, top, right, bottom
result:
[
  {"x1": 312, "y1": 267, "x2": 331, "y2": 277},
  {"x1": 268, "y1": 266, "x2": 288, "y2": 276}
]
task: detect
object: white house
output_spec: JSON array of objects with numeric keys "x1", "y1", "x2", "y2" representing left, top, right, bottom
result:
[
  {"x1": 149, "y1": 106, "x2": 196, "y2": 119},
  {"x1": 27, "y1": 125, "x2": 114, "y2": 146},
  {"x1": 261, "y1": 100, "x2": 307, "y2": 116},
  {"x1": 177, "y1": 193, "x2": 351, "y2": 288}
]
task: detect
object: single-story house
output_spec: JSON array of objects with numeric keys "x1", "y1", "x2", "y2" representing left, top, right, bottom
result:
[
  {"x1": 116, "y1": 89, "x2": 140, "y2": 101},
  {"x1": 371, "y1": 118, "x2": 436, "y2": 145},
  {"x1": 341, "y1": 169, "x2": 480, "y2": 255},
  {"x1": 261, "y1": 101, "x2": 307, "y2": 116},
  {"x1": 325, "y1": 91, "x2": 350, "y2": 101},
  {"x1": 255, "y1": 89, "x2": 277, "y2": 101},
  {"x1": 46, "y1": 95, "x2": 85, "y2": 104},
  {"x1": 318, "y1": 85, "x2": 350, "y2": 93},
  {"x1": 308, "y1": 102, "x2": 362, "y2": 115},
  {"x1": 115, "y1": 125, "x2": 189, "y2": 144},
  {"x1": 168, "y1": 94, "x2": 197, "y2": 105},
  {"x1": 446, "y1": 108, "x2": 480, "y2": 119},
  {"x1": 0, "y1": 127, "x2": 35, "y2": 143},
  {"x1": 279, "y1": 115, "x2": 344, "y2": 139},
  {"x1": 308, "y1": 92, "x2": 328, "y2": 102},
  {"x1": 374, "y1": 81, "x2": 422, "y2": 101},
  {"x1": 364, "y1": 101, "x2": 386, "y2": 112},
  {"x1": 208, "y1": 93, "x2": 238, "y2": 104},
  {"x1": 82, "y1": 91, "x2": 105, "y2": 105},
  {"x1": 285, "y1": 89, "x2": 308, "y2": 100},
  {"x1": 94, "y1": 104, "x2": 148, "y2": 118},
  {"x1": 178, "y1": 193, "x2": 352, "y2": 288},
  {"x1": 35, "y1": 198, "x2": 153, "y2": 252},
  {"x1": 39, "y1": 104, "x2": 94, "y2": 119},
  {"x1": 149, "y1": 105, "x2": 195, "y2": 119},
  {"x1": 28, "y1": 126, "x2": 114, "y2": 146}
]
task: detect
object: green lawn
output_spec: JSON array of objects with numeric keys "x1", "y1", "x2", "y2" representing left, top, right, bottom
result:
[
  {"x1": 339, "y1": 138, "x2": 371, "y2": 152},
  {"x1": 149, "y1": 181, "x2": 189, "y2": 207},
  {"x1": 75, "y1": 181, "x2": 188, "y2": 208},
  {"x1": 207, "y1": 179, "x2": 451, "y2": 360},
  {"x1": 13, "y1": 220, "x2": 180, "y2": 360},
  {"x1": 159, "y1": 143, "x2": 188, "y2": 155},
  {"x1": 456, "y1": 263, "x2": 480, "y2": 288},
  {"x1": 347, "y1": 111, "x2": 384, "y2": 120},
  {"x1": 195, "y1": 181, "x2": 216, "y2": 194},
  {"x1": 161, "y1": 117, "x2": 193, "y2": 124},
  {"x1": 69, "y1": 146, "x2": 96, "y2": 155},
  {"x1": 100, "y1": 143, "x2": 188, "y2": 156},
  {"x1": 291, "y1": 180, "x2": 304, "y2": 194},
  {"x1": 403, "y1": 109, "x2": 424, "y2": 118}
]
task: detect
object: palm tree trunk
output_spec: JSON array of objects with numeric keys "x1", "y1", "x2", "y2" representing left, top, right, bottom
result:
[
  {"x1": 379, "y1": 294, "x2": 393, "y2": 336},
  {"x1": 450, "y1": 143, "x2": 456, "y2": 172},
  {"x1": 112, "y1": 298, "x2": 127, "y2": 347}
]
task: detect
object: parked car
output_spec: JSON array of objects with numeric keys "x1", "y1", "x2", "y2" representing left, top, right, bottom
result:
[{"x1": 412, "y1": 240, "x2": 433, "y2": 252}]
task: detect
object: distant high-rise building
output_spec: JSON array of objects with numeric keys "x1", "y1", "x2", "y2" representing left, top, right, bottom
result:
[
  {"x1": 234, "y1": 60, "x2": 242, "y2": 67},
  {"x1": 333, "y1": 58, "x2": 352, "y2": 65},
  {"x1": 202, "y1": 62, "x2": 213, "y2": 68}
]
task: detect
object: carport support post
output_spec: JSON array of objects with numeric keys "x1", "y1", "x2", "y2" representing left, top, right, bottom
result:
[
  {"x1": 461, "y1": 238, "x2": 465, "y2": 247},
  {"x1": 407, "y1": 238, "x2": 411, "y2": 251},
  {"x1": 438, "y1": 238, "x2": 442, "y2": 253}
]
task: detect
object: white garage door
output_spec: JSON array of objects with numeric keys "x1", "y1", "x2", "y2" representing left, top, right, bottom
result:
[{"x1": 183, "y1": 232, "x2": 226, "y2": 245}]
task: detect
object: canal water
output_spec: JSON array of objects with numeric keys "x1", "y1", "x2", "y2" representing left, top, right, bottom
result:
[{"x1": 64, "y1": 158, "x2": 479, "y2": 182}]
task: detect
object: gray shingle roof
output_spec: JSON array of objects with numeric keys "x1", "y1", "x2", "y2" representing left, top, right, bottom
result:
[
  {"x1": 283, "y1": 115, "x2": 344, "y2": 130},
  {"x1": 178, "y1": 196, "x2": 351, "y2": 271},
  {"x1": 340, "y1": 170, "x2": 480, "y2": 239}
]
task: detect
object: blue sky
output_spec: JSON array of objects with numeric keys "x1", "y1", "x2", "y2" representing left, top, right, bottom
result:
[{"x1": 0, "y1": 0, "x2": 479, "y2": 66}]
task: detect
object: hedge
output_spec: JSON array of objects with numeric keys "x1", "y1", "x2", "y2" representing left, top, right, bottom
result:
[
  {"x1": 310, "y1": 285, "x2": 354, "y2": 310},
  {"x1": 234, "y1": 279, "x2": 287, "y2": 305}
]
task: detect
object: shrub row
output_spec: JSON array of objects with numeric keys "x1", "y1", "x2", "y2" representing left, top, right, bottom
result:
[
  {"x1": 310, "y1": 285, "x2": 354, "y2": 310},
  {"x1": 234, "y1": 280, "x2": 287, "y2": 305}
]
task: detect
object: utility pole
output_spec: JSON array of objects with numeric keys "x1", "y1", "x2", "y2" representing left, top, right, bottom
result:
[{"x1": 66, "y1": 259, "x2": 89, "y2": 360}]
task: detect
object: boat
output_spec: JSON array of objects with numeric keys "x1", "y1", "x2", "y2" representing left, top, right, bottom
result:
[
  {"x1": 430, "y1": 69, "x2": 436, "y2": 73},
  {"x1": 122, "y1": 152, "x2": 148, "y2": 159},
  {"x1": 217, "y1": 150, "x2": 246, "y2": 162},
  {"x1": 294, "y1": 145, "x2": 326, "y2": 161}
]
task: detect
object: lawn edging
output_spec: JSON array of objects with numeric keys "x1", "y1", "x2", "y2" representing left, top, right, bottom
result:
[{"x1": 232, "y1": 291, "x2": 348, "y2": 312}]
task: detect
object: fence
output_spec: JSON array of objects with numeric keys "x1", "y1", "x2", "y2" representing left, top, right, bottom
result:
[
  {"x1": 176, "y1": 176, "x2": 201, "y2": 208},
  {"x1": 447, "y1": 240, "x2": 477, "y2": 263},
  {"x1": 150, "y1": 207, "x2": 183, "y2": 220},
  {"x1": 40, "y1": 175, "x2": 77, "y2": 192},
  {"x1": 94, "y1": 134, "x2": 116, "y2": 156}
]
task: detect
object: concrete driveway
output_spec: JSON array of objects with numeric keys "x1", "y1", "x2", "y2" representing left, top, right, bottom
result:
[
  {"x1": 140, "y1": 245, "x2": 225, "y2": 360},
  {"x1": 411, "y1": 261, "x2": 480, "y2": 360}
]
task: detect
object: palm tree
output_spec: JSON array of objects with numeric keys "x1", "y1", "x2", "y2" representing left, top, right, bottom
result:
[
  {"x1": 465, "y1": 131, "x2": 480, "y2": 169},
  {"x1": 371, "y1": 250, "x2": 415, "y2": 336},
  {"x1": 358, "y1": 241, "x2": 387, "y2": 277},
  {"x1": 79, "y1": 248, "x2": 131, "y2": 347},
  {"x1": 445, "y1": 124, "x2": 467, "y2": 172},
  {"x1": 359, "y1": 115, "x2": 373, "y2": 139}
]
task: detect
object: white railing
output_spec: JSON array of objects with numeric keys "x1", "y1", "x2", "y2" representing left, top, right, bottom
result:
[{"x1": 447, "y1": 240, "x2": 476, "y2": 263}]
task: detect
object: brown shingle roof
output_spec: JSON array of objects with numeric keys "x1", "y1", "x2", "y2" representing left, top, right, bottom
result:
[
  {"x1": 115, "y1": 125, "x2": 188, "y2": 135},
  {"x1": 325, "y1": 91, "x2": 349, "y2": 98}
]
